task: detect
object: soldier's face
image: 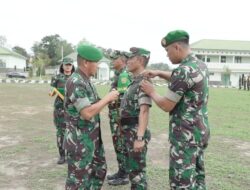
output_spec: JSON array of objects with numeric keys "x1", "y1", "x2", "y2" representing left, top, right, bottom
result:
[
  {"x1": 63, "y1": 64, "x2": 73, "y2": 73},
  {"x1": 127, "y1": 56, "x2": 139, "y2": 73},
  {"x1": 112, "y1": 57, "x2": 122, "y2": 70},
  {"x1": 87, "y1": 61, "x2": 98, "y2": 77},
  {"x1": 165, "y1": 43, "x2": 180, "y2": 64}
]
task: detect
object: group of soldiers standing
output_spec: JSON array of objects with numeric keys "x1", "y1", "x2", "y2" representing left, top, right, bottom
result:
[
  {"x1": 239, "y1": 74, "x2": 250, "y2": 90},
  {"x1": 50, "y1": 29, "x2": 210, "y2": 190}
]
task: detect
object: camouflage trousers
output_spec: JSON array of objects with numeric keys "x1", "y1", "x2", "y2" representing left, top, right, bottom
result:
[
  {"x1": 65, "y1": 127, "x2": 107, "y2": 190},
  {"x1": 53, "y1": 107, "x2": 66, "y2": 155},
  {"x1": 123, "y1": 126, "x2": 151, "y2": 190},
  {"x1": 169, "y1": 142, "x2": 208, "y2": 190},
  {"x1": 109, "y1": 109, "x2": 127, "y2": 173}
]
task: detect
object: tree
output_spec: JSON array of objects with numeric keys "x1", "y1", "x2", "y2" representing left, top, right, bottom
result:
[
  {"x1": 12, "y1": 46, "x2": 28, "y2": 58},
  {"x1": 32, "y1": 34, "x2": 74, "y2": 66},
  {"x1": 148, "y1": 62, "x2": 170, "y2": 71},
  {"x1": 32, "y1": 53, "x2": 50, "y2": 77},
  {"x1": 77, "y1": 38, "x2": 93, "y2": 46}
]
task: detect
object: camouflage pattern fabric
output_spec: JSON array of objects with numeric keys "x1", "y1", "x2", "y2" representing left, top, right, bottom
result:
[
  {"x1": 120, "y1": 74, "x2": 152, "y2": 190},
  {"x1": 247, "y1": 76, "x2": 250, "y2": 91},
  {"x1": 64, "y1": 68, "x2": 106, "y2": 190},
  {"x1": 165, "y1": 54, "x2": 210, "y2": 189},
  {"x1": 51, "y1": 73, "x2": 70, "y2": 155},
  {"x1": 108, "y1": 68, "x2": 131, "y2": 173}
]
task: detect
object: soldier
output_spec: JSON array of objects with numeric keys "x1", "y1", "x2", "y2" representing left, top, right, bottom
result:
[
  {"x1": 247, "y1": 75, "x2": 250, "y2": 91},
  {"x1": 141, "y1": 30, "x2": 210, "y2": 189},
  {"x1": 120, "y1": 47, "x2": 152, "y2": 190},
  {"x1": 106, "y1": 50, "x2": 131, "y2": 186},
  {"x1": 63, "y1": 44, "x2": 119, "y2": 190},
  {"x1": 50, "y1": 57, "x2": 75, "y2": 164},
  {"x1": 243, "y1": 74, "x2": 247, "y2": 90},
  {"x1": 239, "y1": 75, "x2": 242, "y2": 90}
]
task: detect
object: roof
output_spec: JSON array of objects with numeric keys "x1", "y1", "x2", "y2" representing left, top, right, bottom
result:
[
  {"x1": 0, "y1": 46, "x2": 27, "y2": 60},
  {"x1": 191, "y1": 39, "x2": 250, "y2": 51}
]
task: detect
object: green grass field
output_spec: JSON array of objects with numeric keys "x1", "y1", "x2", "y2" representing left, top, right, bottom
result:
[{"x1": 0, "y1": 83, "x2": 249, "y2": 190}]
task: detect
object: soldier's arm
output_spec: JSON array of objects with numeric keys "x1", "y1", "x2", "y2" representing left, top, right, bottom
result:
[
  {"x1": 137, "y1": 104, "x2": 150, "y2": 137},
  {"x1": 80, "y1": 90, "x2": 119, "y2": 121},
  {"x1": 156, "y1": 70, "x2": 172, "y2": 81},
  {"x1": 140, "y1": 80, "x2": 176, "y2": 112},
  {"x1": 149, "y1": 91, "x2": 177, "y2": 112},
  {"x1": 143, "y1": 70, "x2": 172, "y2": 81}
]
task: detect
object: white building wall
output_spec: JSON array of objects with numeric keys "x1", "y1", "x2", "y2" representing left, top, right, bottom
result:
[
  {"x1": 0, "y1": 55, "x2": 26, "y2": 69},
  {"x1": 230, "y1": 73, "x2": 240, "y2": 87},
  {"x1": 242, "y1": 57, "x2": 250, "y2": 63},
  {"x1": 98, "y1": 62, "x2": 110, "y2": 80},
  {"x1": 225, "y1": 56, "x2": 233, "y2": 63},
  {"x1": 207, "y1": 55, "x2": 219, "y2": 62},
  {"x1": 209, "y1": 72, "x2": 221, "y2": 82}
]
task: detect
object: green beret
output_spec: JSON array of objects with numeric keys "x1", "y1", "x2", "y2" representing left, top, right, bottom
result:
[
  {"x1": 62, "y1": 57, "x2": 73, "y2": 64},
  {"x1": 161, "y1": 30, "x2": 189, "y2": 47},
  {"x1": 126, "y1": 47, "x2": 150, "y2": 58},
  {"x1": 77, "y1": 45, "x2": 103, "y2": 62}
]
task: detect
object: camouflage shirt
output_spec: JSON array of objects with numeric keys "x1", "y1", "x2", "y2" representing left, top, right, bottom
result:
[
  {"x1": 51, "y1": 73, "x2": 70, "y2": 109},
  {"x1": 166, "y1": 54, "x2": 210, "y2": 146},
  {"x1": 120, "y1": 74, "x2": 152, "y2": 119},
  {"x1": 64, "y1": 68, "x2": 101, "y2": 151}
]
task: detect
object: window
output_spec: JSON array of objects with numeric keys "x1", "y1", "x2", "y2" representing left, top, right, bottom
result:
[
  {"x1": 209, "y1": 72, "x2": 214, "y2": 76},
  {"x1": 221, "y1": 56, "x2": 226, "y2": 63},
  {"x1": 235, "y1": 56, "x2": 242, "y2": 63},
  {"x1": 207, "y1": 58, "x2": 211, "y2": 62}
]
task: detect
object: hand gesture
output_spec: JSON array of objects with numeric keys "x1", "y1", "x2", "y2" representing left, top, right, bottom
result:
[
  {"x1": 134, "y1": 140, "x2": 145, "y2": 152},
  {"x1": 106, "y1": 90, "x2": 119, "y2": 102},
  {"x1": 140, "y1": 79, "x2": 155, "y2": 96},
  {"x1": 142, "y1": 70, "x2": 158, "y2": 78}
]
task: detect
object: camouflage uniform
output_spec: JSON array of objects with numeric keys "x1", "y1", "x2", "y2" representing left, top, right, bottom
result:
[
  {"x1": 51, "y1": 73, "x2": 70, "y2": 160},
  {"x1": 120, "y1": 74, "x2": 152, "y2": 190},
  {"x1": 166, "y1": 54, "x2": 210, "y2": 190},
  {"x1": 247, "y1": 76, "x2": 250, "y2": 91},
  {"x1": 239, "y1": 76, "x2": 242, "y2": 90},
  {"x1": 64, "y1": 68, "x2": 106, "y2": 190},
  {"x1": 108, "y1": 68, "x2": 131, "y2": 175}
]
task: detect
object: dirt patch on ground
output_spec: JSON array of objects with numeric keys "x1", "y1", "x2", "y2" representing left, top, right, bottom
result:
[
  {"x1": 223, "y1": 138, "x2": 250, "y2": 157},
  {"x1": 0, "y1": 136, "x2": 20, "y2": 149}
]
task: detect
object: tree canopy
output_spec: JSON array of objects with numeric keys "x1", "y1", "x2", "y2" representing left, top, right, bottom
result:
[
  {"x1": 32, "y1": 34, "x2": 74, "y2": 66},
  {"x1": 147, "y1": 62, "x2": 170, "y2": 71}
]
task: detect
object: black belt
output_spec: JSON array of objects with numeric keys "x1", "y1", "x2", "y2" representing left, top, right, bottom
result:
[{"x1": 120, "y1": 117, "x2": 138, "y2": 126}]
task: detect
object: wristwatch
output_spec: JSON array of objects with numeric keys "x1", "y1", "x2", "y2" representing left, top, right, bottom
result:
[{"x1": 136, "y1": 136, "x2": 144, "y2": 141}]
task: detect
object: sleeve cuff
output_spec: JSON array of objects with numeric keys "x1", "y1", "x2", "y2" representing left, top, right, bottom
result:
[
  {"x1": 165, "y1": 88, "x2": 182, "y2": 103},
  {"x1": 73, "y1": 98, "x2": 91, "y2": 112},
  {"x1": 139, "y1": 97, "x2": 152, "y2": 107}
]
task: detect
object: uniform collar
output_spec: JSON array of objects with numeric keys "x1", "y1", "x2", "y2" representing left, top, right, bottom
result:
[{"x1": 180, "y1": 53, "x2": 197, "y2": 65}]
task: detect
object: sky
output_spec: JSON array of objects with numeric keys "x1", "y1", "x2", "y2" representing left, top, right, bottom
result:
[{"x1": 1, "y1": 0, "x2": 250, "y2": 64}]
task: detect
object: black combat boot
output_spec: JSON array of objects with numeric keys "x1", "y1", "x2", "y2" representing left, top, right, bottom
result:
[
  {"x1": 107, "y1": 170, "x2": 129, "y2": 186},
  {"x1": 57, "y1": 148, "x2": 65, "y2": 164}
]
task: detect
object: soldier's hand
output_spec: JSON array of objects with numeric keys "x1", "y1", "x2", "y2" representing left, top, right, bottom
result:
[
  {"x1": 141, "y1": 70, "x2": 158, "y2": 78},
  {"x1": 107, "y1": 90, "x2": 119, "y2": 102},
  {"x1": 140, "y1": 80, "x2": 155, "y2": 96},
  {"x1": 134, "y1": 140, "x2": 145, "y2": 152}
]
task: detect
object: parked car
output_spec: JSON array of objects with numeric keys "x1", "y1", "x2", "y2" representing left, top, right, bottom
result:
[{"x1": 6, "y1": 71, "x2": 27, "y2": 78}]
